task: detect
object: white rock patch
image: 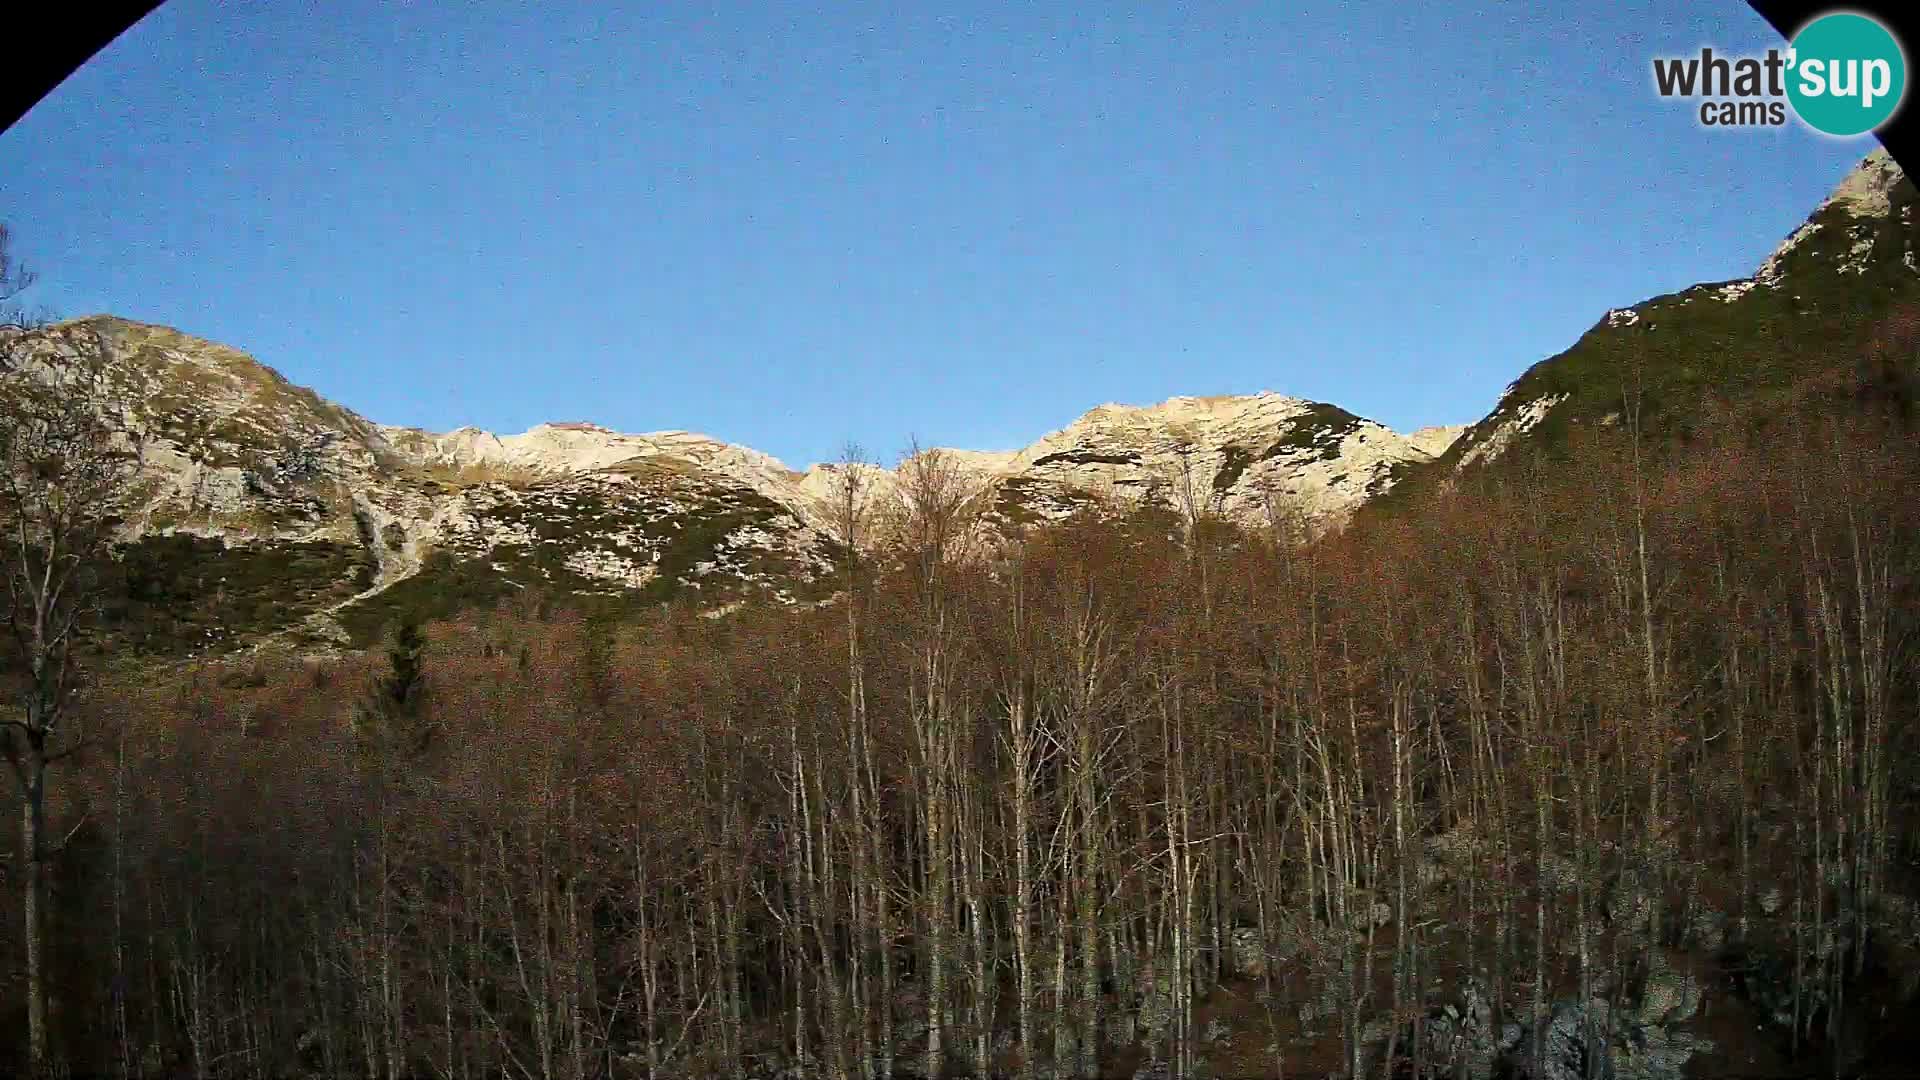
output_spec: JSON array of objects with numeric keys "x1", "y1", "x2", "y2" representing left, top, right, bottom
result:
[
  {"x1": 564, "y1": 549, "x2": 658, "y2": 589},
  {"x1": 1458, "y1": 394, "x2": 1568, "y2": 469}
]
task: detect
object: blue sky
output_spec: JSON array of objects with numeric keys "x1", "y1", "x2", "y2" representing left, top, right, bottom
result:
[{"x1": 0, "y1": 1, "x2": 1875, "y2": 468}]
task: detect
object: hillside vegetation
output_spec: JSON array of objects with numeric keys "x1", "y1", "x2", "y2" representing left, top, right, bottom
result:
[
  {"x1": 6, "y1": 304, "x2": 1918, "y2": 1078},
  {"x1": 3, "y1": 153, "x2": 1919, "y2": 1080}
]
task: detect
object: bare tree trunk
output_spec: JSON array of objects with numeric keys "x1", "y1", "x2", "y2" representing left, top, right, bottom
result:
[
  {"x1": 1053, "y1": 893, "x2": 1072, "y2": 1071},
  {"x1": 1007, "y1": 678, "x2": 1038, "y2": 1080},
  {"x1": 960, "y1": 791, "x2": 992, "y2": 1079},
  {"x1": 114, "y1": 727, "x2": 133, "y2": 1080},
  {"x1": 0, "y1": 327, "x2": 143, "y2": 1077},
  {"x1": 924, "y1": 762, "x2": 949, "y2": 1080},
  {"x1": 22, "y1": 756, "x2": 48, "y2": 1076},
  {"x1": 1386, "y1": 682, "x2": 1413, "y2": 1080}
]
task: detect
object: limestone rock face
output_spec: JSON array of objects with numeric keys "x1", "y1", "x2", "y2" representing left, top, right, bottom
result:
[{"x1": 4, "y1": 316, "x2": 1461, "y2": 652}]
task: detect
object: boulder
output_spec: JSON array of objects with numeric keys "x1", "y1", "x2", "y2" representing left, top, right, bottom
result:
[
  {"x1": 1227, "y1": 925, "x2": 1267, "y2": 980},
  {"x1": 1425, "y1": 824, "x2": 1482, "y2": 868},
  {"x1": 1347, "y1": 899, "x2": 1392, "y2": 931},
  {"x1": 1420, "y1": 977, "x2": 1502, "y2": 1080},
  {"x1": 1506, "y1": 994, "x2": 1711, "y2": 1080},
  {"x1": 1683, "y1": 905, "x2": 1728, "y2": 951},
  {"x1": 1136, "y1": 964, "x2": 1178, "y2": 1040},
  {"x1": 1613, "y1": 1024, "x2": 1714, "y2": 1080},
  {"x1": 1512, "y1": 999, "x2": 1615, "y2": 1080},
  {"x1": 1425, "y1": 1011, "x2": 1498, "y2": 1080},
  {"x1": 1634, "y1": 967, "x2": 1701, "y2": 1025}
]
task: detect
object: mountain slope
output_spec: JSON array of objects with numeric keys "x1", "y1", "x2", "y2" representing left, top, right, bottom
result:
[
  {"x1": 1437, "y1": 148, "x2": 1918, "y2": 474},
  {"x1": 1, "y1": 319, "x2": 848, "y2": 651},
  {"x1": 792, "y1": 393, "x2": 1457, "y2": 536},
  {"x1": 3, "y1": 317, "x2": 1456, "y2": 654}
]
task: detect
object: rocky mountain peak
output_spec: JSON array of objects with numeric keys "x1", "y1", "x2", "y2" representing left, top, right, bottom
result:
[
  {"x1": 1758, "y1": 147, "x2": 1908, "y2": 282},
  {"x1": 1825, "y1": 146, "x2": 1903, "y2": 218}
]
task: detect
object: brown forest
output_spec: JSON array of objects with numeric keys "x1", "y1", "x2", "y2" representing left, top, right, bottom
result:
[{"x1": 2, "y1": 314, "x2": 1919, "y2": 1080}]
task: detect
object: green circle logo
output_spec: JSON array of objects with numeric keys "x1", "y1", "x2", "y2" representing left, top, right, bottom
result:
[{"x1": 1786, "y1": 13, "x2": 1906, "y2": 136}]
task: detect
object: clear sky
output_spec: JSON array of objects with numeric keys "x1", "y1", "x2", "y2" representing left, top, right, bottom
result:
[{"x1": 0, "y1": 1, "x2": 1876, "y2": 468}]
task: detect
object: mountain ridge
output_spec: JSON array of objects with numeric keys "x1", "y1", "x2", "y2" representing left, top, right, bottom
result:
[
  {"x1": 7, "y1": 314, "x2": 1456, "y2": 652},
  {"x1": 1435, "y1": 146, "x2": 1917, "y2": 478},
  {"x1": 6, "y1": 147, "x2": 1911, "y2": 655}
]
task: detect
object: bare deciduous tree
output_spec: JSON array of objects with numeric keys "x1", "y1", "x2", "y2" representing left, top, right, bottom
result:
[
  {"x1": 0, "y1": 321, "x2": 142, "y2": 1076},
  {"x1": 0, "y1": 225, "x2": 40, "y2": 330}
]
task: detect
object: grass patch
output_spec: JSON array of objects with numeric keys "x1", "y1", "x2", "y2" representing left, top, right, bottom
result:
[
  {"x1": 1213, "y1": 444, "x2": 1254, "y2": 493},
  {"x1": 1260, "y1": 402, "x2": 1365, "y2": 463},
  {"x1": 1030, "y1": 448, "x2": 1143, "y2": 468},
  {"x1": 337, "y1": 551, "x2": 525, "y2": 646},
  {"x1": 98, "y1": 534, "x2": 370, "y2": 656}
]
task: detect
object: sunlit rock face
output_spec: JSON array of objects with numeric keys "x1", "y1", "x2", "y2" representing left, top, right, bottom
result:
[{"x1": 5, "y1": 316, "x2": 1451, "y2": 651}]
